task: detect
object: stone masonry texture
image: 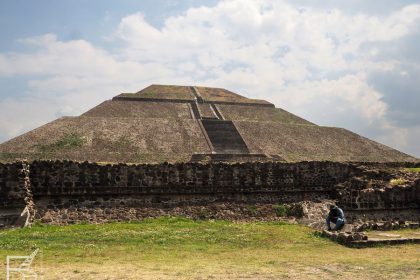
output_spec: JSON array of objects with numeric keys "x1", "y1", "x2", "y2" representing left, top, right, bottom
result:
[{"x1": 0, "y1": 160, "x2": 419, "y2": 226}]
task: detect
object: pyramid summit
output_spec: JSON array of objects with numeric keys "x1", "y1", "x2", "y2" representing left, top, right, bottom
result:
[
  {"x1": 115, "y1": 84, "x2": 272, "y2": 105},
  {"x1": 0, "y1": 84, "x2": 417, "y2": 163}
]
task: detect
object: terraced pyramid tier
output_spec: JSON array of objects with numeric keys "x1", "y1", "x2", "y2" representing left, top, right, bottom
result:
[{"x1": 0, "y1": 84, "x2": 417, "y2": 163}]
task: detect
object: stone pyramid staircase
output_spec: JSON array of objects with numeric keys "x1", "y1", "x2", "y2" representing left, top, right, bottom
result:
[
  {"x1": 190, "y1": 86, "x2": 267, "y2": 161},
  {"x1": 201, "y1": 119, "x2": 249, "y2": 154}
]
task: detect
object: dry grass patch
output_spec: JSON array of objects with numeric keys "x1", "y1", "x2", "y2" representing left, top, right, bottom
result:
[{"x1": 390, "y1": 178, "x2": 409, "y2": 186}]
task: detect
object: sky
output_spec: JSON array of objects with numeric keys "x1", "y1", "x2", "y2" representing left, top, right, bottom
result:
[{"x1": 0, "y1": 0, "x2": 419, "y2": 158}]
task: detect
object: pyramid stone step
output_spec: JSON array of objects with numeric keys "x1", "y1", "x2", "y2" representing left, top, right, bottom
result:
[
  {"x1": 205, "y1": 133, "x2": 243, "y2": 140},
  {"x1": 201, "y1": 123, "x2": 237, "y2": 131},
  {"x1": 191, "y1": 153, "x2": 268, "y2": 162},
  {"x1": 211, "y1": 141, "x2": 247, "y2": 147},
  {"x1": 201, "y1": 119, "x2": 249, "y2": 154},
  {"x1": 213, "y1": 147, "x2": 247, "y2": 152}
]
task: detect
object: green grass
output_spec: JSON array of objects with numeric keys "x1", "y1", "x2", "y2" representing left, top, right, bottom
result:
[
  {"x1": 0, "y1": 218, "x2": 419, "y2": 279},
  {"x1": 406, "y1": 167, "x2": 420, "y2": 173},
  {"x1": 37, "y1": 133, "x2": 85, "y2": 153},
  {"x1": 0, "y1": 218, "x2": 294, "y2": 254}
]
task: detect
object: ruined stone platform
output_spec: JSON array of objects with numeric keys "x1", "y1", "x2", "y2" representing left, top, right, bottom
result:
[
  {"x1": 321, "y1": 224, "x2": 420, "y2": 247},
  {"x1": 190, "y1": 153, "x2": 271, "y2": 162}
]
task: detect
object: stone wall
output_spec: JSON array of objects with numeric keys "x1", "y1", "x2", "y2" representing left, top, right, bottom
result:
[
  {"x1": 0, "y1": 162, "x2": 27, "y2": 209},
  {"x1": 1, "y1": 160, "x2": 419, "y2": 226},
  {"x1": 28, "y1": 160, "x2": 357, "y2": 202}
]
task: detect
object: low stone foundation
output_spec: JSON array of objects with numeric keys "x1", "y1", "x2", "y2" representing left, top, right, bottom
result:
[
  {"x1": 345, "y1": 208, "x2": 419, "y2": 224},
  {"x1": 36, "y1": 202, "x2": 295, "y2": 225},
  {"x1": 321, "y1": 228, "x2": 420, "y2": 247},
  {"x1": 354, "y1": 220, "x2": 419, "y2": 232}
]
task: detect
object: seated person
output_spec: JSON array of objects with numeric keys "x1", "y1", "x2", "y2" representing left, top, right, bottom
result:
[{"x1": 326, "y1": 204, "x2": 345, "y2": 231}]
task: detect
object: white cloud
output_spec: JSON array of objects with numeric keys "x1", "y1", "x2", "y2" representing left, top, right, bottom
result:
[
  {"x1": 273, "y1": 74, "x2": 387, "y2": 123},
  {"x1": 0, "y1": 0, "x2": 419, "y2": 157}
]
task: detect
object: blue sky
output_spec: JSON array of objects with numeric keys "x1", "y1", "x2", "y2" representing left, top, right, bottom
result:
[
  {"x1": 0, "y1": 0, "x2": 217, "y2": 51},
  {"x1": 0, "y1": 0, "x2": 419, "y2": 157}
]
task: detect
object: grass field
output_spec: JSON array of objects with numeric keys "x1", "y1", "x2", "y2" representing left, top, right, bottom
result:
[
  {"x1": 406, "y1": 167, "x2": 420, "y2": 173},
  {"x1": 0, "y1": 218, "x2": 419, "y2": 279}
]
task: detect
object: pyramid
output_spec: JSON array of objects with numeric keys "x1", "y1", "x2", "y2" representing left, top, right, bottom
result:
[{"x1": 0, "y1": 84, "x2": 417, "y2": 163}]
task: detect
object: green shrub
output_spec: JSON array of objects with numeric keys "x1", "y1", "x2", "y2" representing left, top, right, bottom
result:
[
  {"x1": 274, "y1": 204, "x2": 289, "y2": 217},
  {"x1": 274, "y1": 204, "x2": 304, "y2": 218},
  {"x1": 197, "y1": 209, "x2": 210, "y2": 220},
  {"x1": 38, "y1": 133, "x2": 85, "y2": 153},
  {"x1": 286, "y1": 204, "x2": 304, "y2": 218},
  {"x1": 246, "y1": 204, "x2": 257, "y2": 215},
  {"x1": 55, "y1": 133, "x2": 85, "y2": 148}
]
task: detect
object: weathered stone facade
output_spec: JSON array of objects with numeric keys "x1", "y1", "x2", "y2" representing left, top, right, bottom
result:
[
  {"x1": 0, "y1": 160, "x2": 419, "y2": 227},
  {"x1": 0, "y1": 162, "x2": 27, "y2": 209},
  {"x1": 29, "y1": 160, "x2": 355, "y2": 202}
]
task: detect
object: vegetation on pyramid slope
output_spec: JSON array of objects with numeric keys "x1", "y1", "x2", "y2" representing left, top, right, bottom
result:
[{"x1": 0, "y1": 116, "x2": 210, "y2": 163}]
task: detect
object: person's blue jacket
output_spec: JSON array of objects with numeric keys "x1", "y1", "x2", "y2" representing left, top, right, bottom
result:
[{"x1": 326, "y1": 206, "x2": 345, "y2": 230}]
